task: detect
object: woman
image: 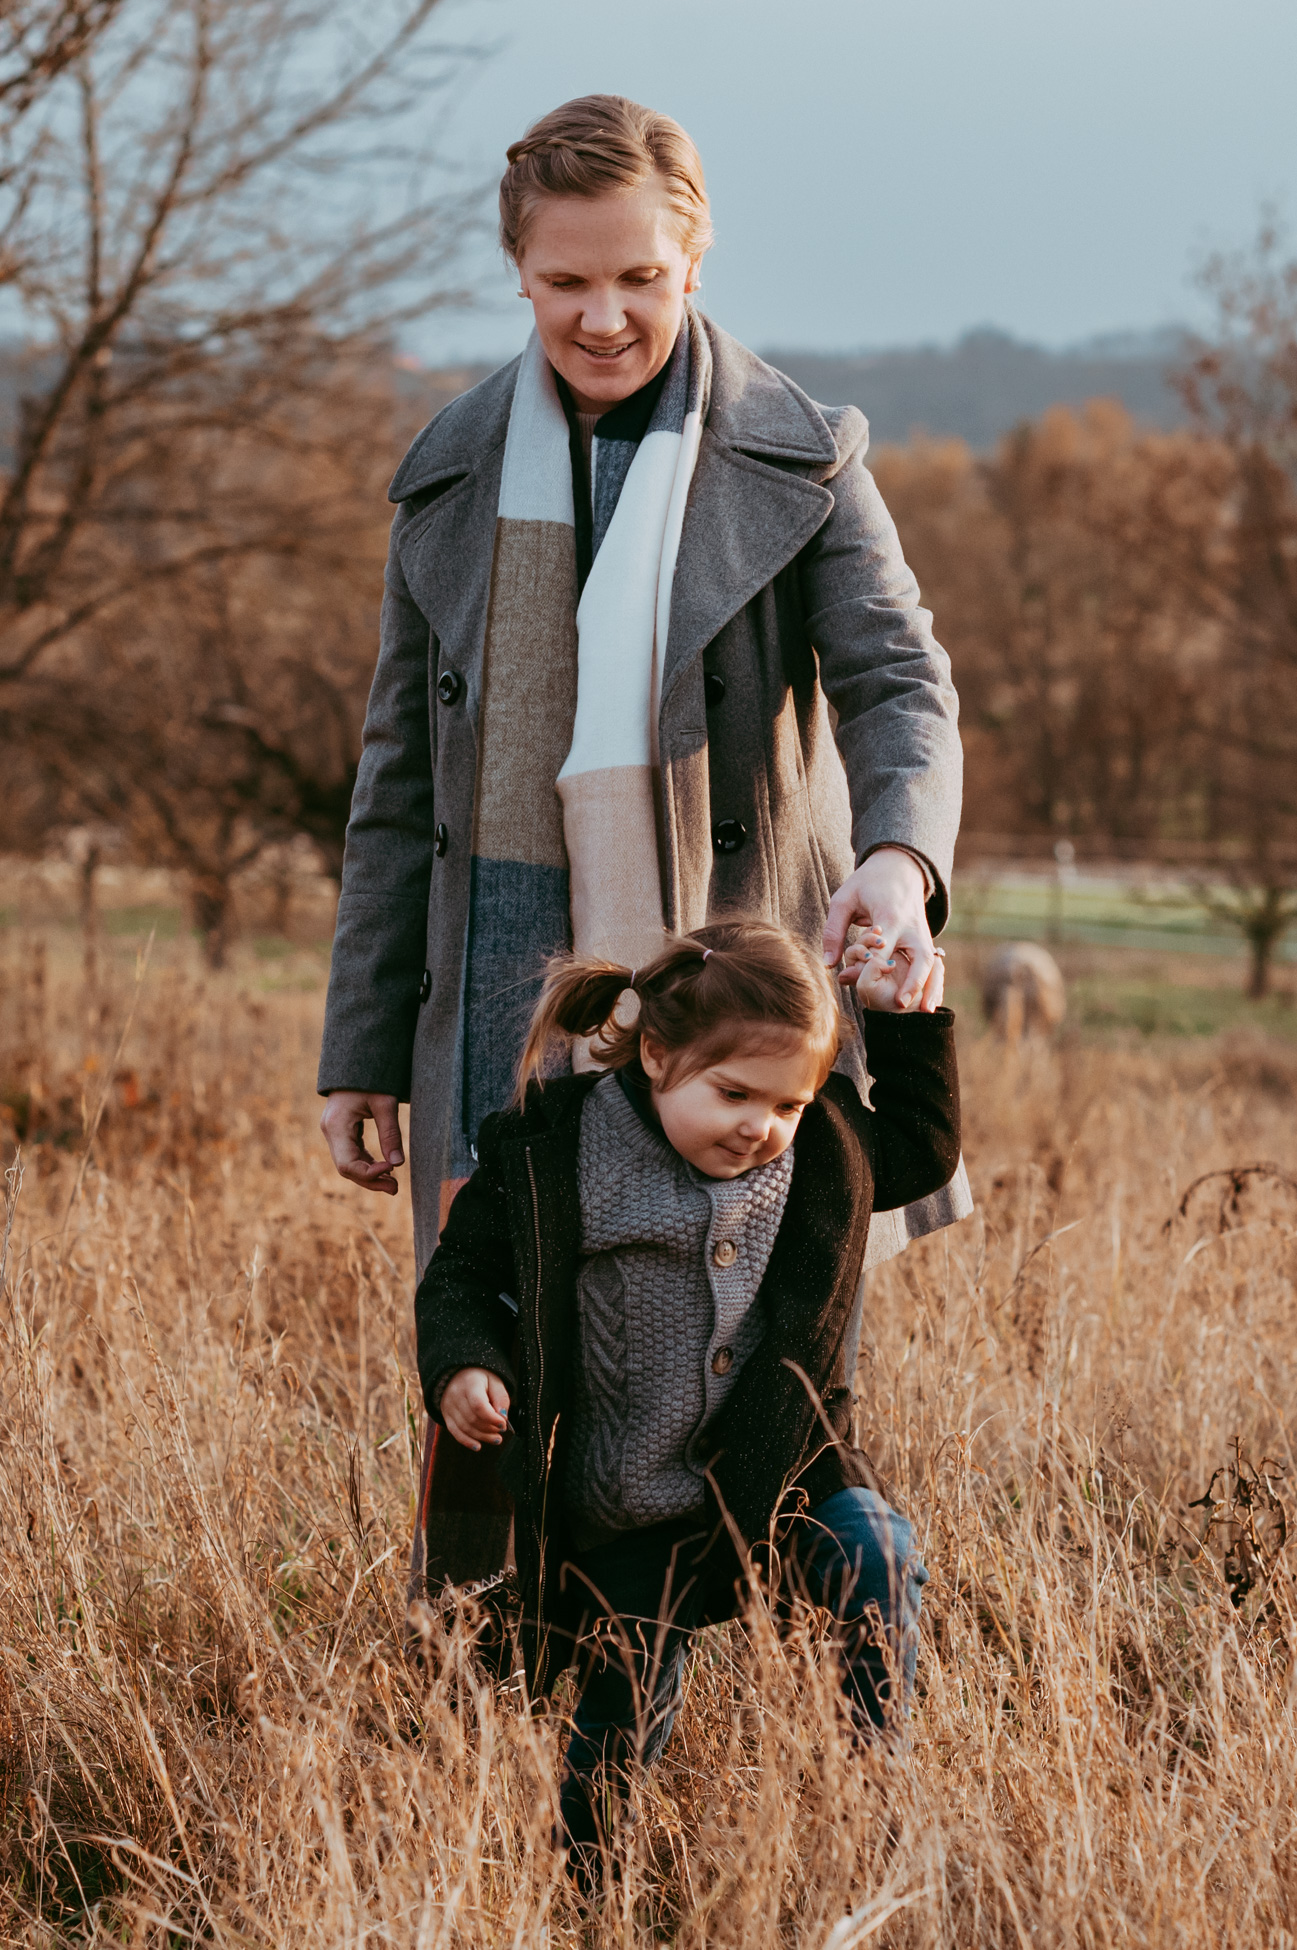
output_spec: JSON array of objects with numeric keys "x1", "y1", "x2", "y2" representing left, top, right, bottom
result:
[{"x1": 318, "y1": 96, "x2": 968, "y2": 1591}]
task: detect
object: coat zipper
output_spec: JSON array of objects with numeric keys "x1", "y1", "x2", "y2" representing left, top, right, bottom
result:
[
  {"x1": 524, "y1": 1142, "x2": 557, "y2": 1668},
  {"x1": 525, "y1": 1145, "x2": 544, "y2": 1413}
]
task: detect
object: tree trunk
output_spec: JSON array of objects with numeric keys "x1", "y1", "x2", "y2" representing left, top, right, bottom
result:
[
  {"x1": 1242, "y1": 885, "x2": 1295, "y2": 1001},
  {"x1": 80, "y1": 844, "x2": 100, "y2": 993},
  {"x1": 1240, "y1": 920, "x2": 1279, "y2": 998},
  {"x1": 191, "y1": 877, "x2": 232, "y2": 970}
]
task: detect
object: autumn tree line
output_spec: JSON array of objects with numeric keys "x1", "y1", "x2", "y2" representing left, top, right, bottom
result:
[
  {"x1": 872, "y1": 233, "x2": 1297, "y2": 994},
  {"x1": 1, "y1": 2, "x2": 1295, "y2": 988}
]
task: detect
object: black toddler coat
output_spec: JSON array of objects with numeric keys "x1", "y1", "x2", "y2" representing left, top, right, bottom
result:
[{"x1": 414, "y1": 1008, "x2": 961, "y2": 1699}]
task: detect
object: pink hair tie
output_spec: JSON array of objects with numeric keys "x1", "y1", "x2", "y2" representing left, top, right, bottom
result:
[{"x1": 701, "y1": 949, "x2": 713, "y2": 962}]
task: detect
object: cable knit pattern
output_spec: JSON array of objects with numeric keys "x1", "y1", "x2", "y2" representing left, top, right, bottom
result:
[{"x1": 567, "y1": 1074, "x2": 794, "y2": 1548}]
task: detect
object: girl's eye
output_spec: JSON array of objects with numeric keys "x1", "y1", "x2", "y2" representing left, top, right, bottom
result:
[{"x1": 720, "y1": 1089, "x2": 746, "y2": 1102}]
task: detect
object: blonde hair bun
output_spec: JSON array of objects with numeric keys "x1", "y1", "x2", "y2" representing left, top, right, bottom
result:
[{"x1": 500, "y1": 94, "x2": 713, "y2": 265}]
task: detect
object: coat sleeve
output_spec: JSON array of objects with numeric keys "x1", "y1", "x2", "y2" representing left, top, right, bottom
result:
[
  {"x1": 799, "y1": 413, "x2": 962, "y2": 933},
  {"x1": 413, "y1": 1110, "x2": 520, "y2": 1416},
  {"x1": 317, "y1": 501, "x2": 435, "y2": 1100},
  {"x1": 856, "y1": 1007, "x2": 962, "y2": 1213}
]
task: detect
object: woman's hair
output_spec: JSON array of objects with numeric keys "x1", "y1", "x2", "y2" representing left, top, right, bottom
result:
[
  {"x1": 515, "y1": 921, "x2": 842, "y2": 1107},
  {"x1": 500, "y1": 94, "x2": 713, "y2": 266}
]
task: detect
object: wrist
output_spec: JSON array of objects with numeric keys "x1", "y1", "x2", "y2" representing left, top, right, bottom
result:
[{"x1": 859, "y1": 844, "x2": 930, "y2": 896}]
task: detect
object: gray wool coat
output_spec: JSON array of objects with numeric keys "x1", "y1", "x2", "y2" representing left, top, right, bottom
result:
[{"x1": 319, "y1": 315, "x2": 967, "y2": 1274}]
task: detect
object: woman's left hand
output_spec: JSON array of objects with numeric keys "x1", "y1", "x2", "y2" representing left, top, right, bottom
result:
[
  {"x1": 823, "y1": 847, "x2": 943, "y2": 1011},
  {"x1": 844, "y1": 939, "x2": 946, "y2": 1012}
]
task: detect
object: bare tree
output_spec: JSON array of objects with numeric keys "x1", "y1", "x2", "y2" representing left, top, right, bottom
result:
[
  {"x1": 0, "y1": 0, "x2": 484, "y2": 959},
  {"x1": 1173, "y1": 221, "x2": 1297, "y2": 994},
  {"x1": 0, "y1": 0, "x2": 481, "y2": 687},
  {"x1": 0, "y1": 1, "x2": 121, "y2": 121},
  {"x1": 2, "y1": 343, "x2": 401, "y2": 962}
]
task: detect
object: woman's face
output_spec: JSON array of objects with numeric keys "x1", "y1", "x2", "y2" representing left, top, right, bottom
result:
[{"x1": 517, "y1": 178, "x2": 703, "y2": 413}]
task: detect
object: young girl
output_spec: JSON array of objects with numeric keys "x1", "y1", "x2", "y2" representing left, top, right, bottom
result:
[{"x1": 415, "y1": 920, "x2": 960, "y2": 1886}]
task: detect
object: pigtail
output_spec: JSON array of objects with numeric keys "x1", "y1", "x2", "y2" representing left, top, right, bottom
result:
[
  {"x1": 514, "y1": 922, "x2": 843, "y2": 1109},
  {"x1": 514, "y1": 956, "x2": 635, "y2": 1105}
]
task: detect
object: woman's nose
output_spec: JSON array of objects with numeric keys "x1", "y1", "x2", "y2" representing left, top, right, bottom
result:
[{"x1": 579, "y1": 289, "x2": 627, "y2": 337}]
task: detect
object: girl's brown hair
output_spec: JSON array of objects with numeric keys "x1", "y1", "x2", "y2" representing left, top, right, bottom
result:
[
  {"x1": 499, "y1": 94, "x2": 713, "y2": 266},
  {"x1": 515, "y1": 922, "x2": 842, "y2": 1107}
]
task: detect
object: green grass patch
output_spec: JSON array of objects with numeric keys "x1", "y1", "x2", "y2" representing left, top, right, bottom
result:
[
  {"x1": 102, "y1": 904, "x2": 182, "y2": 939},
  {"x1": 947, "y1": 977, "x2": 1297, "y2": 1042},
  {"x1": 951, "y1": 878, "x2": 1297, "y2": 962}
]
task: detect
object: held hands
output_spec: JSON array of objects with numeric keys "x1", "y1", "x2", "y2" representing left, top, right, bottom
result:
[
  {"x1": 440, "y1": 1367, "x2": 511, "y2": 1450},
  {"x1": 320, "y1": 1090, "x2": 404, "y2": 1195},
  {"x1": 823, "y1": 847, "x2": 946, "y2": 1014}
]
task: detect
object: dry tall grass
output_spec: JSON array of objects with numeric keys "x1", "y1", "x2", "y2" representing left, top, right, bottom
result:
[{"x1": 2, "y1": 923, "x2": 1296, "y2": 1946}]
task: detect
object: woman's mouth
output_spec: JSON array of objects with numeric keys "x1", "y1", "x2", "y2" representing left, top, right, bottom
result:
[{"x1": 575, "y1": 340, "x2": 637, "y2": 361}]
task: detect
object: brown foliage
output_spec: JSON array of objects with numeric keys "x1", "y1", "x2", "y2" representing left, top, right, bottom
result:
[{"x1": 874, "y1": 405, "x2": 1233, "y2": 844}]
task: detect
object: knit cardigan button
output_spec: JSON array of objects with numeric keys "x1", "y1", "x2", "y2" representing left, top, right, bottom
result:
[
  {"x1": 712, "y1": 818, "x2": 746, "y2": 854},
  {"x1": 712, "y1": 1239, "x2": 738, "y2": 1267},
  {"x1": 711, "y1": 1346, "x2": 734, "y2": 1375}
]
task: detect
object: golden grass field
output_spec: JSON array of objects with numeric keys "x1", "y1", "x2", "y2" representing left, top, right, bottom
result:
[{"x1": 2, "y1": 894, "x2": 1297, "y2": 1947}]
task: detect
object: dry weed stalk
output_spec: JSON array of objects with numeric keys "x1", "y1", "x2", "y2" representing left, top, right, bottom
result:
[{"x1": 0, "y1": 924, "x2": 1296, "y2": 1944}]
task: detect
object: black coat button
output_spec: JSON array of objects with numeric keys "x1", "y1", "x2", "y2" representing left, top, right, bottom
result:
[
  {"x1": 434, "y1": 823, "x2": 449, "y2": 857},
  {"x1": 437, "y1": 670, "x2": 462, "y2": 705},
  {"x1": 712, "y1": 818, "x2": 746, "y2": 855},
  {"x1": 704, "y1": 671, "x2": 726, "y2": 709},
  {"x1": 418, "y1": 969, "x2": 432, "y2": 1004}
]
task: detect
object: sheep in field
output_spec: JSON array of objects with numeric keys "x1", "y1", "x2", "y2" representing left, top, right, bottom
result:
[{"x1": 981, "y1": 942, "x2": 1067, "y2": 1042}]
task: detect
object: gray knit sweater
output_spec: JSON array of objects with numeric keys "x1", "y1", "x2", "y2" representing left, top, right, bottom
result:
[{"x1": 566, "y1": 1073, "x2": 794, "y2": 1549}]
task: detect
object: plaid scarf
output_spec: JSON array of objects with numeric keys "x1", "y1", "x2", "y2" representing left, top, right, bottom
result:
[{"x1": 455, "y1": 310, "x2": 710, "y2": 1169}]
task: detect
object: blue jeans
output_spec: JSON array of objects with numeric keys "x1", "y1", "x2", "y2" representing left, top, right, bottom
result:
[{"x1": 558, "y1": 1488, "x2": 928, "y2": 1868}]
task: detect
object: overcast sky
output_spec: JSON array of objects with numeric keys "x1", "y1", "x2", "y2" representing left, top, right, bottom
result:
[{"x1": 419, "y1": 0, "x2": 1297, "y2": 364}]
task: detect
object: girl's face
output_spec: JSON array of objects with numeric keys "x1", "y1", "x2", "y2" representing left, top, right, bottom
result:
[
  {"x1": 516, "y1": 180, "x2": 703, "y2": 414},
  {"x1": 640, "y1": 1034, "x2": 821, "y2": 1179}
]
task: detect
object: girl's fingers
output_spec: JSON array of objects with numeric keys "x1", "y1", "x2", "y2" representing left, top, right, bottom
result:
[
  {"x1": 920, "y1": 954, "x2": 947, "y2": 1012},
  {"x1": 853, "y1": 954, "x2": 902, "y2": 1010},
  {"x1": 892, "y1": 933, "x2": 933, "y2": 1010},
  {"x1": 441, "y1": 1370, "x2": 508, "y2": 1448}
]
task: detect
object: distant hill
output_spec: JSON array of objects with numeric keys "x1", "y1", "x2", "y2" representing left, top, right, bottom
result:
[
  {"x1": 764, "y1": 327, "x2": 1189, "y2": 450},
  {"x1": 0, "y1": 327, "x2": 1192, "y2": 471},
  {"x1": 390, "y1": 327, "x2": 1190, "y2": 453}
]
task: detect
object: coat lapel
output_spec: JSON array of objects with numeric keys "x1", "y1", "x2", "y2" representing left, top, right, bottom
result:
[
  {"x1": 387, "y1": 323, "x2": 846, "y2": 731},
  {"x1": 660, "y1": 319, "x2": 840, "y2": 709},
  {"x1": 390, "y1": 360, "x2": 518, "y2": 729}
]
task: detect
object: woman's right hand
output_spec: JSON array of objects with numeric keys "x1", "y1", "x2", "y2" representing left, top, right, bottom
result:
[
  {"x1": 319, "y1": 1090, "x2": 404, "y2": 1195},
  {"x1": 440, "y1": 1368, "x2": 511, "y2": 1450}
]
